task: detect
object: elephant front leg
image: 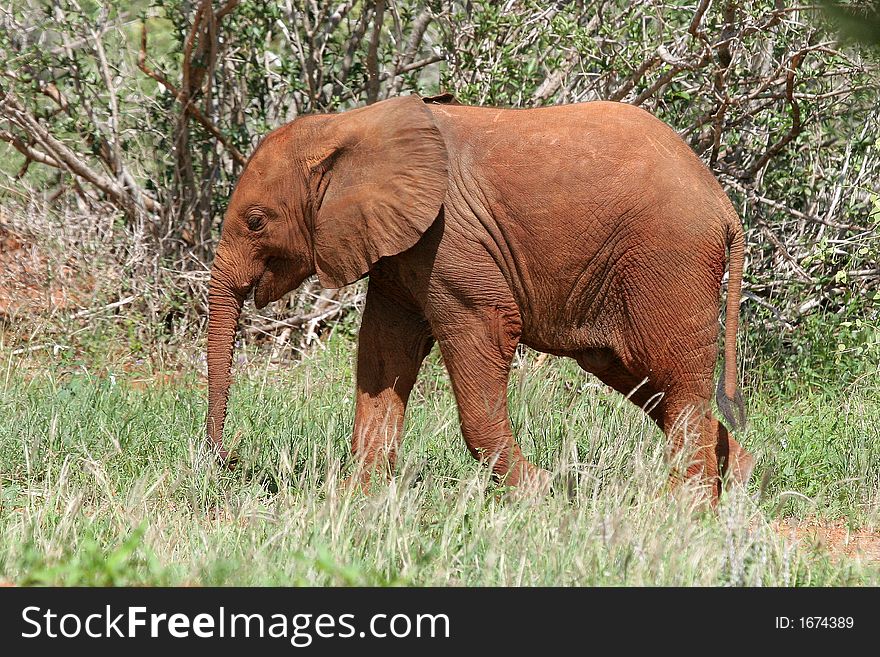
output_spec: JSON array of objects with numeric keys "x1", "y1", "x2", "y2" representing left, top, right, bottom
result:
[
  {"x1": 349, "y1": 285, "x2": 434, "y2": 488},
  {"x1": 433, "y1": 305, "x2": 550, "y2": 491}
]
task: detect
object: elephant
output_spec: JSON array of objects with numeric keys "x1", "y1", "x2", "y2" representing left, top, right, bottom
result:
[{"x1": 206, "y1": 92, "x2": 754, "y2": 504}]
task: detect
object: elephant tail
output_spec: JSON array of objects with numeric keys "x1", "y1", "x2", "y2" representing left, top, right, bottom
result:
[{"x1": 716, "y1": 221, "x2": 746, "y2": 431}]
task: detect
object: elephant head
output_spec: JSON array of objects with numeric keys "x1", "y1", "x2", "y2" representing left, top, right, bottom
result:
[{"x1": 206, "y1": 95, "x2": 449, "y2": 461}]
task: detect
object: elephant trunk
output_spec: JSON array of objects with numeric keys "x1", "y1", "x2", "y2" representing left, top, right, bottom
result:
[{"x1": 206, "y1": 266, "x2": 245, "y2": 465}]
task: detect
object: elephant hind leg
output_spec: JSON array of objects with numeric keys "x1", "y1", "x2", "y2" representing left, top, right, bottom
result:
[
  {"x1": 577, "y1": 349, "x2": 737, "y2": 505},
  {"x1": 659, "y1": 393, "x2": 720, "y2": 501},
  {"x1": 649, "y1": 388, "x2": 753, "y2": 504},
  {"x1": 717, "y1": 423, "x2": 755, "y2": 487},
  {"x1": 575, "y1": 349, "x2": 665, "y2": 426}
]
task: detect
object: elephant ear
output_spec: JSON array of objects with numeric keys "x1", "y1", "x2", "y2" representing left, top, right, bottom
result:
[{"x1": 310, "y1": 95, "x2": 448, "y2": 289}]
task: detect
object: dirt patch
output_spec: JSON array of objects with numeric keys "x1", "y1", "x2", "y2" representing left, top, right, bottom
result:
[
  {"x1": 127, "y1": 371, "x2": 195, "y2": 390},
  {"x1": 0, "y1": 220, "x2": 87, "y2": 322},
  {"x1": 774, "y1": 517, "x2": 880, "y2": 561}
]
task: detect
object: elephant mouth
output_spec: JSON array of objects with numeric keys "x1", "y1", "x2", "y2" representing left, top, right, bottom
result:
[
  {"x1": 252, "y1": 262, "x2": 275, "y2": 309},
  {"x1": 252, "y1": 257, "x2": 307, "y2": 309}
]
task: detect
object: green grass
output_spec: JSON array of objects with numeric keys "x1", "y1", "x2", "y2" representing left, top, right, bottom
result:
[{"x1": 0, "y1": 334, "x2": 878, "y2": 586}]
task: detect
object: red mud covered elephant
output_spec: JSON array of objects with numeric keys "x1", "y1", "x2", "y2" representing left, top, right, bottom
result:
[{"x1": 205, "y1": 93, "x2": 753, "y2": 504}]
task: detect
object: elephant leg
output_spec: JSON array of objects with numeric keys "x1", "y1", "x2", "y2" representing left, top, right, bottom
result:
[
  {"x1": 661, "y1": 361, "x2": 754, "y2": 501},
  {"x1": 579, "y1": 348, "x2": 729, "y2": 504},
  {"x1": 660, "y1": 393, "x2": 720, "y2": 501},
  {"x1": 433, "y1": 304, "x2": 549, "y2": 490},
  {"x1": 580, "y1": 352, "x2": 711, "y2": 499},
  {"x1": 664, "y1": 395, "x2": 754, "y2": 503},
  {"x1": 576, "y1": 349, "x2": 665, "y2": 426},
  {"x1": 717, "y1": 423, "x2": 755, "y2": 487},
  {"x1": 350, "y1": 284, "x2": 433, "y2": 487}
]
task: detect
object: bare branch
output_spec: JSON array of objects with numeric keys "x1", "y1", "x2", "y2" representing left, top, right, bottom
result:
[
  {"x1": 366, "y1": 0, "x2": 386, "y2": 105},
  {"x1": 0, "y1": 91, "x2": 162, "y2": 214},
  {"x1": 532, "y1": 48, "x2": 582, "y2": 104},
  {"x1": 756, "y1": 220, "x2": 813, "y2": 283},
  {"x1": 747, "y1": 51, "x2": 805, "y2": 177},
  {"x1": 688, "y1": 0, "x2": 712, "y2": 37},
  {"x1": 0, "y1": 130, "x2": 61, "y2": 168},
  {"x1": 138, "y1": 22, "x2": 247, "y2": 167},
  {"x1": 390, "y1": 9, "x2": 434, "y2": 95},
  {"x1": 607, "y1": 55, "x2": 659, "y2": 102}
]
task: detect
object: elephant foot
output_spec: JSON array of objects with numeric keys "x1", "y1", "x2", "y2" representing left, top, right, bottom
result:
[
  {"x1": 499, "y1": 462, "x2": 553, "y2": 499},
  {"x1": 552, "y1": 470, "x2": 578, "y2": 501},
  {"x1": 339, "y1": 469, "x2": 380, "y2": 495},
  {"x1": 218, "y1": 449, "x2": 240, "y2": 471},
  {"x1": 340, "y1": 456, "x2": 396, "y2": 494},
  {"x1": 206, "y1": 430, "x2": 241, "y2": 470},
  {"x1": 726, "y1": 444, "x2": 755, "y2": 487},
  {"x1": 720, "y1": 433, "x2": 755, "y2": 488},
  {"x1": 339, "y1": 473, "x2": 367, "y2": 494}
]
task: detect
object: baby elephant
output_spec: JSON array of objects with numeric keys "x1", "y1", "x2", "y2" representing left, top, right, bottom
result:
[{"x1": 206, "y1": 93, "x2": 753, "y2": 503}]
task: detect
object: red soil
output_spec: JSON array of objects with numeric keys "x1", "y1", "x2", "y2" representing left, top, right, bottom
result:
[
  {"x1": 774, "y1": 517, "x2": 880, "y2": 562},
  {"x1": 0, "y1": 220, "x2": 84, "y2": 322}
]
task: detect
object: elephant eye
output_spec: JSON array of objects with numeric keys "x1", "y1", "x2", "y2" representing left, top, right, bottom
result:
[{"x1": 246, "y1": 211, "x2": 266, "y2": 232}]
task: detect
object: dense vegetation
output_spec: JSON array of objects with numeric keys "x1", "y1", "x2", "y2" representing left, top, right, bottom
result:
[{"x1": 0, "y1": 1, "x2": 878, "y2": 584}]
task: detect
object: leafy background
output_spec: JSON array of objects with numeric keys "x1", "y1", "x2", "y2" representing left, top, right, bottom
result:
[{"x1": 1, "y1": 0, "x2": 877, "y2": 379}]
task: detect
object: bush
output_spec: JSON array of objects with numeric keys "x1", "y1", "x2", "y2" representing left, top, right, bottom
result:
[{"x1": 1, "y1": 1, "x2": 877, "y2": 377}]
